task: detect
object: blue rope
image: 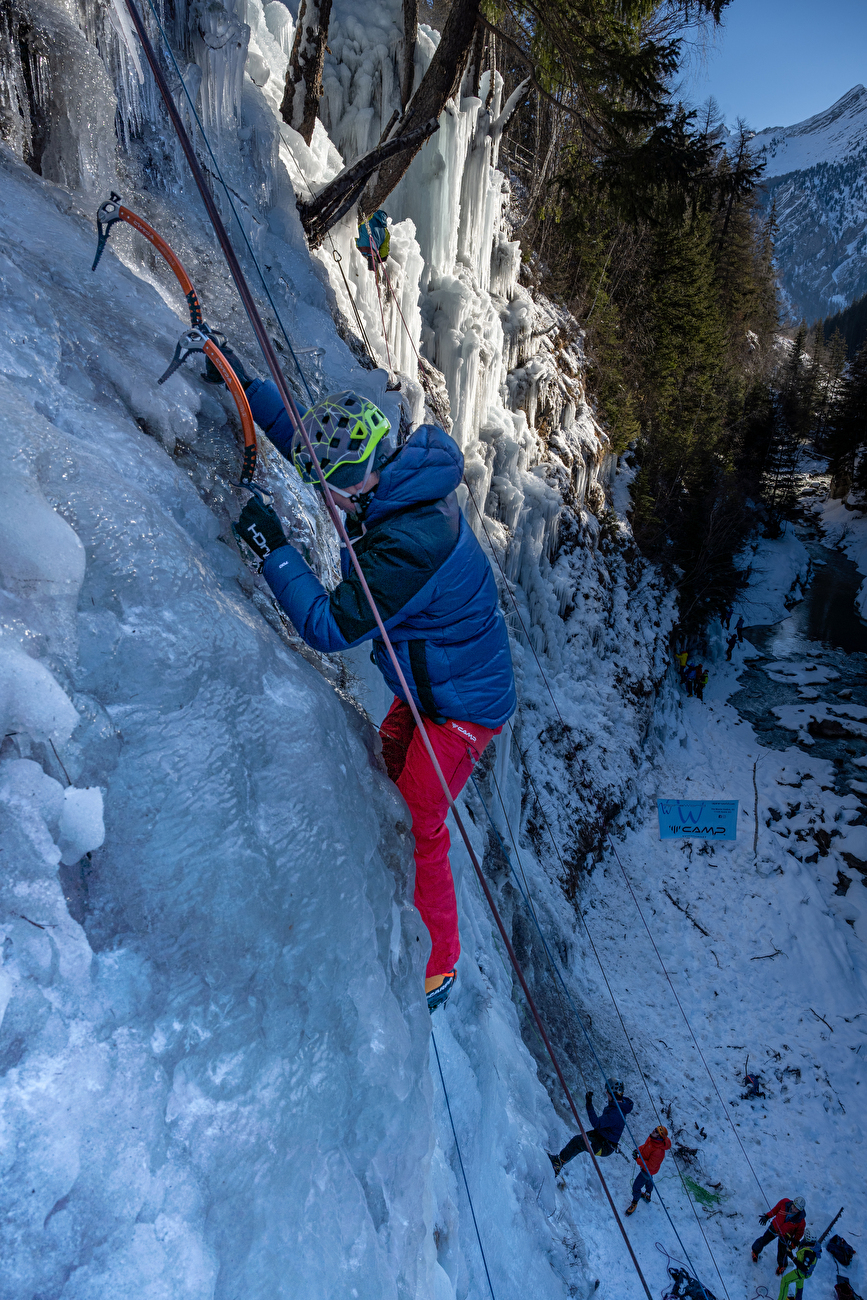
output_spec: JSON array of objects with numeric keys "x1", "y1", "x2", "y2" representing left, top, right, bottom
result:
[
  {"x1": 467, "y1": 768, "x2": 726, "y2": 1300},
  {"x1": 141, "y1": 0, "x2": 316, "y2": 406},
  {"x1": 431, "y1": 1030, "x2": 498, "y2": 1300}
]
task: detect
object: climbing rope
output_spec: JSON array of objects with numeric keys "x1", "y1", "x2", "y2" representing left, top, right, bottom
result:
[
  {"x1": 280, "y1": 139, "x2": 380, "y2": 371},
  {"x1": 468, "y1": 768, "x2": 726, "y2": 1300},
  {"x1": 333, "y1": 164, "x2": 768, "y2": 1253},
  {"x1": 608, "y1": 842, "x2": 770, "y2": 1206},
  {"x1": 139, "y1": 0, "x2": 316, "y2": 407},
  {"x1": 503, "y1": 728, "x2": 731, "y2": 1300},
  {"x1": 329, "y1": 241, "x2": 379, "y2": 367},
  {"x1": 461, "y1": 476, "x2": 772, "y2": 1214},
  {"x1": 363, "y1": 222, "x2": 394, "y2": 377},
  {"x1": 431, "y1": 1029, "x2": 498, "y2": 1300},
  {"x1": 121, "y1": 5, "x2": 654, "y2": 1292}
]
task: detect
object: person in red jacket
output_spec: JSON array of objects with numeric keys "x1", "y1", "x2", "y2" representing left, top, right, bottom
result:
[
  {"x1": 752, "y1": 1196, "x2": 806, "y2": 1272},
  {"x1": 625, "y1": 1125, "x2": 671, "y2": 1214}
]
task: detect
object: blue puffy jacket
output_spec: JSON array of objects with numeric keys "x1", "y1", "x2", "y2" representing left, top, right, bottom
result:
[
  {"x1": 587, "y1": 1095, "x2": 633, "y2": 1146},
  {"x1": 248, "y1": 380, "x2": 517, "y2": 729}
]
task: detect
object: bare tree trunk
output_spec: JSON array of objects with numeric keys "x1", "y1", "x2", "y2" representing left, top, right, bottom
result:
[
  {"x1": 361, "y1": 0, "x2": 480, "y2": 214},
  {"x1": 401, "y1": 0, "x2": 418, "y2": 108},
  {"x1": 280, "y1": 0, "x2": 333, "y2": 145},
  {"x1": 469, "y1": 21, "x2": 484, "y2": 98},
  {"x1": 297, "y1": 120, "x2": 439, "y2": 245}
]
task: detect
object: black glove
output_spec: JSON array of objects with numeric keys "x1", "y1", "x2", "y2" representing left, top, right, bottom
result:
[
  {"x1": 585, "y1": 1091, "x2": 593, "y2": 1107},
  {"x1": 236, "y1": 497, "x2": 289, "y2": 561},
  {"x1": 204, "y1": 332, "x2": 254, "y2": 389},
  {"x1": 631, "y1": 1149, "x2": 640, "y2": 1161},
  {"x1": 759, "y1": 1214, "x2": 770, "y2": 1225}
]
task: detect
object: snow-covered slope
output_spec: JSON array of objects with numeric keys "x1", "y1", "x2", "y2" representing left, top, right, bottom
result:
[{"x1": 752, "y1": 86, "x2": 867, "y2": 320}]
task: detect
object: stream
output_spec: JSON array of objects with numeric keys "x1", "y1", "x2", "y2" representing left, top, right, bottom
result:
[{"x1": 730, "y1": 489, "x2": 867, "y2": 796}]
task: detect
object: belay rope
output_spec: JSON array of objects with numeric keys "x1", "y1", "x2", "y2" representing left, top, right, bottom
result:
[{"x1": 117, "y1": 0, "x2": 654, "y2": 1292}]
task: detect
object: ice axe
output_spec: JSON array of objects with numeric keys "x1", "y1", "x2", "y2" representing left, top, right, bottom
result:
[
  {"x1": 92, "y1": 193, "x2": 204, "y2": 329},
  {"x1": 159, "y1": 327, "x2": 258, "y2": 486}
]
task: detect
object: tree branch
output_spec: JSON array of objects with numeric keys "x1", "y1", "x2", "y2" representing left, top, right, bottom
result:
[
  {"x1": 477, "y1": 15, "x2": 584, "y2": 121},
  {"x1": 663, "y1": 888, "x2": 709, "y2": 936},
  {"x1": 297, "y1": 120, "x2": 439, "y2": 245}
]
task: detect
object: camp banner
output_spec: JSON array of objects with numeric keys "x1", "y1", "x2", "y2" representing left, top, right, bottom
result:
[{"x1": 657, "y1": 799, "x2": 739, "y2": 841}]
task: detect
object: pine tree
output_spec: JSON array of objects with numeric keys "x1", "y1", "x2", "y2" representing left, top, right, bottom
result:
[{"x1": 827, "y1": 339, "x2": 867, "y2": 500}]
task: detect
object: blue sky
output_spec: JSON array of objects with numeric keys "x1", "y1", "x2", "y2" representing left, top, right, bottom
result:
[{"x1": 679, "y1": 0, "x2": 867, "y2": 132}]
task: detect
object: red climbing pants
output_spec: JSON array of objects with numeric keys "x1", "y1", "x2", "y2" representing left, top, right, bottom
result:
[{"x1": 380, "y1": 697, "x2": 500, "y2": 979}]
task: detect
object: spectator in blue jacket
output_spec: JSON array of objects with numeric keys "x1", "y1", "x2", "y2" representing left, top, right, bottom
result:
[
  {"x1": 231, "y1": 369, "x2": 517, "y2": 1012},
  {"x1": 549, "y1": 1081, "x2": 634, "y2": 1174}
]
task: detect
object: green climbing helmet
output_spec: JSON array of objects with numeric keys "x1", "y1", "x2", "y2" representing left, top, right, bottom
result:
[{"x1": 291, "y1": 391, "x2": 390, "y2": 491}]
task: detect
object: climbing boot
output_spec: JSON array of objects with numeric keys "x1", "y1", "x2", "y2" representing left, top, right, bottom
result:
[
  {"x1": 426, "y1": 972, "x2": 456, "y2": 1014},
  {"x1": 548, "y1": 1152, "x2": 564, "y2": 1175},
  {"x1": 625, "y1": 1201, "x2": 638, "y2": 1216},
  {"x1": 751, "y1": 1252, "x2": 759, "y2": 1263},
  {"x1": 641, "y1": 1191, "x2": 652, "y2": 1203}
]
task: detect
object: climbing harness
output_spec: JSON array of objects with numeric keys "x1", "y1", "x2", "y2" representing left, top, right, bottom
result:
[
  {"x1": 91, "y1": 197, "x2": 258, "y2": 486},
  {"x1": 159, "y1": 327, "x2": 257, "y2": 485},
  {"x1": 117, "y1": 3, "x2": 654, "y2": 1290},
  {"x1": 92, "y1": 193, "x2": 204, "y2": 328},
  {"x1": 431, "y1": 1030, "x2": 497, "y2": 1300}
]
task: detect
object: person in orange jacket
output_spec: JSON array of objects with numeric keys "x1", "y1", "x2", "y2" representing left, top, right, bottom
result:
[{"x1": 625, "y1": 1125, "x2": 671, "y2": 1214}]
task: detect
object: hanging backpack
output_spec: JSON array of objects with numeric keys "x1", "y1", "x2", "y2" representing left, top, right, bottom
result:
[
  {"x1": 829, "y1": 1236, "x2": 856, "y2": 1268},
  {"x1": 835, "y1": 1277, "x2": 863, "y2": 1300},
  {"x1": 356, "y1": 210, "x2": 390, "y2": 269}
]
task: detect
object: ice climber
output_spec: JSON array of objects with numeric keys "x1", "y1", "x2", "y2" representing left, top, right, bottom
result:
[
  {"x1": 752, "y1": 1196, "x2": 807, "y2": 1272},
  {"x1": 230, "y1": 373, "x2": 517, "y2": 1014},
  {"x1": 625, "y1": 1124, "x2": 671, "y2": 1214},
  {"x1": 725, "y1": 632, "x2": 738, "y2": 661},
  {"x1": 776, "y1": 1231, "x2": 821, "y2": 1300},
  {"x1": 548, "y1": 1081, "x2": 634, "y2": 1174},
  {"x1": 736, "y1": 614, "x2": 745, "y2": 643}
]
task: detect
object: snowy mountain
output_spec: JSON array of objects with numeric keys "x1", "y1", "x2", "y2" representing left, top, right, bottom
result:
[
  {"x1": 752, "y1": 85, "x2": 867, "y2": 321},
  {"x1": 1, "y1": 2, "x2": 866, "y2": 1299}
]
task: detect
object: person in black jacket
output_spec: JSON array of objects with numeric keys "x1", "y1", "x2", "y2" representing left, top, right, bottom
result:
[{"x1": 548, "y1": 1080, "x2": 634, "y2": 1174}]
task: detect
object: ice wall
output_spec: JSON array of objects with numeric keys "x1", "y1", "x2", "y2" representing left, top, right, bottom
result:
[
  {"x1": 0, "y1": 152, "x2": 446, "y2": 1300},
  {"x1": 0, "y1": 0, "x2": 675, "y2": 1293}
]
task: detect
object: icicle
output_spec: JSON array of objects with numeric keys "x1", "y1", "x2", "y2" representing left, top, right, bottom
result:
[{"x1": 107, "y1": 0, "x2": 145, "y2": 84}]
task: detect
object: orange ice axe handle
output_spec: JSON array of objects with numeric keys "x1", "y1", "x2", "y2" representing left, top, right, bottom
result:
[
  {"x1": 158, "y1": 329, "x2": 258, "y2": 485},
  {"x1": 92, "y1": 192, "x2": 204, "y2": 329},
  {"x1": 202, "y1": 338, "x2": 257, "y2": 485}
]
